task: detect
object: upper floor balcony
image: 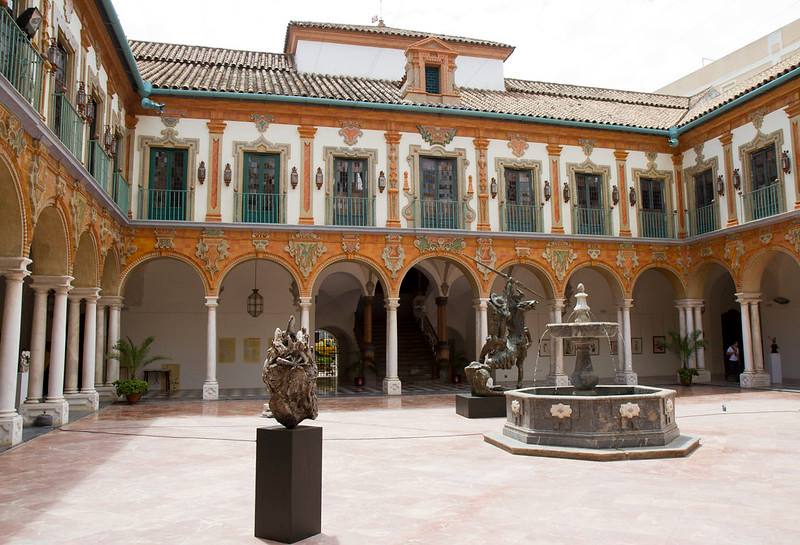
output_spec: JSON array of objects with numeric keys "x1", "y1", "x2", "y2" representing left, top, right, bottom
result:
[{"x1": 0, "y1": 8, "x2": 45, "y2": 113}]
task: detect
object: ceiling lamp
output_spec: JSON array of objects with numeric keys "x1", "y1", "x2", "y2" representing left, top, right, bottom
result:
[{"x1": 247, "y1": 260, "x2": 264, "y2": 317}]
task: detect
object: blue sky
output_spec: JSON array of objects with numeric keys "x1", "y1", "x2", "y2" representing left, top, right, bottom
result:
[{"x1": 115, "y1": 0, "x2": 800, "y2": 92}]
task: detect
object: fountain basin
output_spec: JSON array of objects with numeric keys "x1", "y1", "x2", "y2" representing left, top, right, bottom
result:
[
  {"x1": 545, "y1": 322, "x2": 618, "y2": 339},
  {"x1": 501, "y1": 385, "x2": 679, "y2": 449}
]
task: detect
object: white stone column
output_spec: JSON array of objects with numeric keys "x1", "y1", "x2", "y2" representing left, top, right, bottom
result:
[
  {"x1": 676, "y1": 301, "x2": 687, "y2": 338},
  {"x1": 79, "y1": 289, "x2": 100, "y2": 409},
  {"x1": 548, "y1": 298, "x2": 569, "y2": 386},
  {"x1": 299, "y1": 296, "x2": 312, "y2": 333},
  {"x1": 614, "y1": 306, "x2": 625, "y2": 381},
  {"x1": 736, "y1": 293, "x2": 769, "y2": 388},
  {"x1": 693, "y1": 302, "x2": 710, "y2": 383},
  {"x1": 750, "y1": 299, "x2": 765, "y2": 372},
  {"x1": 104, "y1": 296, "x2": 123, "y2": 386},
  {"x1": 0, "y1": 258, "x2": 30, "y2": 447},
  {"x1": 94, "y1": 301, "x2": 111, "y2": 398},
  {"x1": 684, "y1": 304, "x2": 696, "y2": 369},
  {"x1": 382, "y1": 297, "x2": 401, "y2": 395},
  {"x1": 25, "y1": 282, "x2": 50, "y2": 404},
  {"x1": 203, "y1": 296, "x2": 219, "y2": 401},
  {"x1": 63, "y1": 295, "x2": 82, "y2": 395},
  {"x1": 479, "y1": 298, "x2": 489, "y2": 348},
  {"x1": 618, "y1": 299, "x2": 637, "y2": 384},
  {"x1": 473, "y1": 300, "x2": 482, "y2": 358}
]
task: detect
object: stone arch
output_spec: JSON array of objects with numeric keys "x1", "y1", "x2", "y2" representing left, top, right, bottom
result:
[
  {"x1": 120, "y1": 253, "x2": 210, "y2": 296},
  {"x1": 72, "y1": 230, "x2": 100, "y2": 287},
  {"x1": 101, "y1": 249, "x2": 122, "y2": 295},
  {"x1": 0, "y1": 150, "x2": 26, "y2": 257},
  {"x1": 29, "y1": 205, "x2": 71, "y2": 276},
  {"x1": 564, "y1": 262, "x2": 625, "y2": 301},
  {"x1": 687, "y1": 259, "x2": 736, "y2": 299},
  {"x1": 492, "y1": 259, "x2": 557, "y2": 300},
  {"x1": 398, "y1": 254, "x2": 482, "y2": 299},
  {"x1": 630, "y1": 264, "x2": 687, "y2": 300},
  {"x1": 310, "y1": 255, "x2": 391, "y2": 299},
  {"x1": 739, "y1": 247, "x2": 800, "y2": 293},
  {"x1": 217, "y1": 253, "x2": 303, "y2": 295}
]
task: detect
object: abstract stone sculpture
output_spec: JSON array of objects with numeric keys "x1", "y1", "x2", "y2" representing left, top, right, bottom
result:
[
  {"x1": 466, "y1": 275, "x2": 537, "y2": 396},
  {"x1": 262, "y1": 316, "x2": 318, "y2": 428}
]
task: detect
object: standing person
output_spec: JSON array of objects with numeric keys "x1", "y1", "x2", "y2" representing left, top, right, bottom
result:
[{"x1": 725, "y1": 341, "x2": 740, "y2": 381}]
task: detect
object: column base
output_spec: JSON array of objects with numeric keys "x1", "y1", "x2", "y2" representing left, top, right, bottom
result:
[
  {"x1": 65, "y1": 391, "x2": 100, "y2": 410},
  {"x1": 546, "y1": 373, "x2": 571, "y2": 387},
  {"x1": 0, "y1": 413, "x2": 23, "y2": 447},
  {"x1": 382, "y1": 377, "x2": 402, "y2": 396},
  {"x1": 20, "y1": 399, "x2": 69, "y2": 427},
  {"x1": 203, "y1": 381, "x2": 219, "y2": 400},
  {"x1": 614, "y1": 371, "x2": 639, "y2": 385},
  {"x1": 693, "y1": 369, "x2": 711, "y2": 384},
  {"x1": 739, "y1": 371, "x2": 771, "y2": 389},
  {"x1": 96, "y1": 385, "x2": 118, "y2": 401}
]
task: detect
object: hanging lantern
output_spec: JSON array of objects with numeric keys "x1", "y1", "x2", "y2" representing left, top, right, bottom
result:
[
  {"x1": 76, "y1": 81, "x2": 87, "y2": 118},
  {"x1": 247, "y1": 261, "x2": 263, "y2": 317},
  {"x1": 716, "y1": 174, "x2": 725, "y2": 196},
  {"x1": 103, "y1": 125, "x2": 114, "y2": 151},
  {"x1": 782, "y1": 150, "x2": 791, "y2": 174},
  {"x1": 732, "y1": 168, "x2": 741, "y2": 191},
  {"x1": 85, "y1": 100, "x2": 96, "y2": 126},
  {"x1": 378, "y1": 170, "x2": 387, "y2": 193},
  {"x1": 315, "y1": 167, "x2": 324, "y2": 190},
  {"x1": 47, "y1": 38, "x2": 59, "y2": 65},
  {"x1": 224, "y1": 163, "x2": 232, "y2": 186},
  {"x1": 490, "y1": 177, "x2": 498, "y2": 198},
  {"x1": 290, "y1": 166, "x2": 299, "y2": 189},
  {"x1": 629, "y1": 186, "x2": 637, "y2": 206},
  {"x1": 543, "y1": 180, "x2": 551, "y2": 201},
  {"x1": 611, "y1": 185, "x2": 620, "y2": 206},
  {"x1": 197, "y1": 161, "x2": 206, "y2": 184},
  {"x1": 562, "y1": 182, "x2": 570, "y2": 203}
]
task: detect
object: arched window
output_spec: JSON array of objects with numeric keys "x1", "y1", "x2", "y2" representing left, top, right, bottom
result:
[{"x1": 314, "y1": 329, "x2": 338, "y2": 394}]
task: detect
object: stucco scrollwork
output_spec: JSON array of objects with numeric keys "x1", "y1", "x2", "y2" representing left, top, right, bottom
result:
[
  {"x1": 724, "y1": 237, "x2": 745, "y2": 273},
  {"x1": 414, "y1": 235, "x2": 466, "y2": 254},
  {"x1": 338, "y1": 121, "x2": 363, "y2": 146},
  {"x1": 196, "y1": 229, "x2": 229, "y2": 275},
  {"x1": 285, "y1": 233, "x2": 327, "y2": 278},
  {"x1": 382, "y1": 235, "x2": 405, "y2": 279},
  {"x1": 615, "y1": 243, "x2": 640, "y2": 281},
  {"x1": 786, "y1": 224, "x2": 800, "y2": 254},
  {"x1": 507, "y1": 133, "x2": 529, "y2": 158},
  {"x1": 0, "y1": 111, "x2": 25, "y2": 156},
  {"x1": 417, "y1": 125, "x2": 456, "y2": 146},
  {"x1": 474, "y1": 238, "x2": 497, "y2": 280},
  {"x1": 542, "y1": 241, "x2": 577, "y2": 281}
]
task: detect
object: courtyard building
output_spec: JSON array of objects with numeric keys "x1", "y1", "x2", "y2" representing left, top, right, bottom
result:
[{"x1": 0, "y1": 0, "x2": 798, "y2": 451}]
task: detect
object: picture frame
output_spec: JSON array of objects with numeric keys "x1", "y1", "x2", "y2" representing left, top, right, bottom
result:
[
  {"x1": 631, "y1": 337, "x2": 643, "y2": 355},
  {"x1": 218, "y1": 337, "x2": 236, "y2": 363},
  {"x1": 609, "y1": 339, "x2": 618, "y2": 355},
  {"x1": 243, "y1": 337, "x2": 261, "y2": 363},
  {"x1": 652, "y1": 335, "x2": 666, "y2": 354}
]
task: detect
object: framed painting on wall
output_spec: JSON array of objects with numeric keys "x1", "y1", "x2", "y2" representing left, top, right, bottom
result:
[
  {"x1": 243, "y1": 337, "x2": 261, "y2": 363},
  {"x1": 653, "y1": 336, "x2": 666, "y2": 354},
  {"x1": 218, "y1": 337, "x2": 236, "y2": 363},
  {"x1": 632, "y1": 337, "x2": 643, "y2": 355}
]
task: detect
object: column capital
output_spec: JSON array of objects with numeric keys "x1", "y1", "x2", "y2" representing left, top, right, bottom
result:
[
  {"x1": 435, "y1": 296, "x2": 448, "y2": 306},
  {"x1": 675, "y1": 298, "x2": 703, "y2": 308},
  {"x1": 718, "y1": 131, "x2": 734, "y2": 146},
  {"x1": 298, "y1": 296, "x2": 313, "y2": 307},
  {"x1": 297, "y1": 125, "x2": 317, "y2": 139},
  {"x1": 671, "y1": 152, "x2": 683, "y2": 167},
  {"x1": 69, "y1": 287, "x2": 101, "y2": 301},
  {"x1": 613, "y1": 149, "x2": 629, "y2": 161},
  {"x1": 546, "y1": 144, "x2": 562, "y2": 156},
  {"x1": 735, "y1": 292, "x2": 761, "y2": 304},
  {"x1": 31, "y1": 275, "x2": 73, "y2": 292},
  {"x1": 785, "y1": 101, "x2": 800, "y2": 119},
  {"x1": 621, "y1": 298, "x2": 634, "y2": 309},
  {"x1": 472, "y1": 137, "x2": 489, "y2": 150},
  {"x1": 100, "y1": 295, "x2": 124, "y2": 308},
  {"x1": 206, "y1": 119, "x2": 227, "y2": 134},
  {"x1": 472, "y1": 297, "x2": 489, "y2": 310},
  {"x1": 550, "y1": 297, "x2": 567, "y2": 310},
  {"x1": 0, "y1": 257, "x2": 31, "y2": 279},
  {"x1": 384, "y1": 130, "x2": 401, "y2": 144},
  {"x1": 204, "y1": 295, "x2": 219, "y2": 307},
  {"x1": 384, "y1": 297, "x2": 400, "y2": 310}
]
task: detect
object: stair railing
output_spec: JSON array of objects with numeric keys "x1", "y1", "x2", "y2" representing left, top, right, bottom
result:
[{"x1": 419, "y1": 314, "x2": 440, "y2": 356}]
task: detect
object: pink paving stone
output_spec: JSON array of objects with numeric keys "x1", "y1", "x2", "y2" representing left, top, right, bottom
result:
[{"x1": 0, "y1": 386, "x2": 798, "y2": 545}]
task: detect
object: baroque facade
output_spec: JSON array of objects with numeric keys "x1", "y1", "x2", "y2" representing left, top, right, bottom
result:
[{"x1": 0, "y1": 1, "x2": 799, "y2": 446}]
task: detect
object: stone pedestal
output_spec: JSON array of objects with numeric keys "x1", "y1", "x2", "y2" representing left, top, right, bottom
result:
[
  {"x1": 739, "y1": 371, "x2": 771, "y2": 389},
  {"x1": 0, "y1": 413, "x2": 22, "y2": 447},
  {"x1": 64, "y1": 392, "x2": 100, "y2": 410},
  {"x1": 20, "y1": 399, "x2": 69, "y2": 427},
  {"x1": 768, "y1": 354, "x2": 783, "y2": 384},
  {"x1": 382, "y1": 377, "x2": 401, "y2": 396},
  {"x1": 202, "y1": 381, "x2": 219, "y2": 401},
  {"x1": 455, "y1": 394, "x2": 506, "y2": 418},
  {"x1": 614, "y1": 371, "x2": 638, "y2": 385},
  {"x1": 546, "y1": 373, "x2": 571, "y2": 387},
  {"x1": 255, "y1": 426, "x2": 322, "y2": 543}
]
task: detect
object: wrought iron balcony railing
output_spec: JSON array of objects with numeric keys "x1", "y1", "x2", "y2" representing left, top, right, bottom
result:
[
  {"x1": 504, "y1": 203, "x2": 542, "y2": 233},
  {"x1": 88, "y1": 140, "x2": 112, "y2": 193},
  {"x1": 241, "y1": 192, "x2": 284, "y2": 224},
  {"x1": 146, "y1": 188, "x2": 189, "y2": 221},
  {"x1": 113, "y1": 172, "x2": 130, "y2": 216},
  {"x1": 572, "y1": 206, "x2": 610, "y2": 235},
  {"x1": 330, "y1": 195, "x2": 373, "y2": 227},
  {"x1": 0, "y1": 9, "x2": 45, "y2": 112},
  {"x1": 688, "y1": 202, "x2": 718, "y2": 236},
  {"x1": 420, "y1": 199, "x2": 463, "y2": 230},
  {"x1": 49, "y1": 92, "x2": 84, "y2": 162},
  {"x1": 742, "y1": 183, "x2": 782, "y2": 222},
  {"x1": 638, "y1": 210, "x2": 676, "y2": 239}
]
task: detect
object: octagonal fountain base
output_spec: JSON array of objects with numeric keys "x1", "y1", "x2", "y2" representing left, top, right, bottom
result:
[{"x1": 484, "y1": 385, "x2": 700, "y2": 461}]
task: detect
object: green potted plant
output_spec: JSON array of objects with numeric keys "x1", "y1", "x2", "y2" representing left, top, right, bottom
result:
[
  {"x1": 108, "y1": 336, "x2": 169, "y2": 403},
  {"x1": 665, "y1": 330, "x2": 706, "y2": 386}
]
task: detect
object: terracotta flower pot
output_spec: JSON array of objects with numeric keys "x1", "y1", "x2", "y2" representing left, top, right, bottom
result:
[
  {"x1": 678, "y1": 375, "x2": 693, "y2": 387},
  {"x1": 354, "y1": 376, "x2": 365, "y2": 388},
  {"x1": 126, "y1": 393, "x2": 143, "y2": 404}
]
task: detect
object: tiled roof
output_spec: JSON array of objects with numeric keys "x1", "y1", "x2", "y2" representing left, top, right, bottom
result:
[
  {"x1": 130, "y1": 39, "x2": 800, "y2": 131},
  {"x1": 285, "y1": 21, "x2": 513, "y2": 50},
  {"x1": 680, "y1": 49, "x2": 800, "y2": 125}
]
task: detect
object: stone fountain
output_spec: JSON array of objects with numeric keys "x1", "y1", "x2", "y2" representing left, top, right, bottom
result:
[{"x1": 485, "y1": 283, "x2": 700, "y2": 460}]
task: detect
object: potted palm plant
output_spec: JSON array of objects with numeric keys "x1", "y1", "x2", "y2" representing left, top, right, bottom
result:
[
  {"x1": 108, "y1": 336, "x2": 169, "y2": 403},
  {"x1": 665, "y1": 330, "x2": 707, "y2": 386}
]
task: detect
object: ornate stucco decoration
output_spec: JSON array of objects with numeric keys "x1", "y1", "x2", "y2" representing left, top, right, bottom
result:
[
  {"x1": 250, "y1": 114, "x2": 273, "y2": 133},
  {"x1": 196, "y1": 229, "x2": 229, "y2": 275},
  {"x1": 54, "y1": 175, "x2": 67, "y2": 202},
  {"x1": 515, "y1": 242, "x2": 532, "y2": 259},
  {"x1": 338, "y1": 120, "x2": 363, "y2": 146},
  {"x1": 0, "y1": 111, "x2": 25, "y2": 155},
  {"x1": 616, "y1": 243, "x2": 640, "y2": 281},
  {"x1": 619, "y1": 402, "x2": 641, "y2": 419},
  {"x1": 252, "y1": 232, "x2": 270, "y2": 253},
  {"x1": 154, "y1": 229, "x2": 176, "y2": 251},
  {"x1": 578, "y1": 138, "x2": 595, "y2": 157},
  {"x1": 417, "y1": 125, "x2": 456, "y2": 146},
  {"x1": 700, "y1": 246, "x2": 713, "y2": 257},
  {"x1": 474, "y1": 238, "x2": 497, "y2": 280},
  {"x1": 550, "y1": 403, "x2": 572, "y2": 419},
  {"x1": 749, "y1": 108, "x2": 767, "y2": 133},
  {"x1": 341, "y1": 233, "x2": 361, "y2": 255},
  {"x1": 786, "y1": 224, "x2": 800, "y2": 253},
  {"x1": 285, "y1": 233, "x2": 327, "y2": 278},
  {"x1": 651, "y1": 248, "x2": 667, "y2": 262},
  {"x1": 587, "y1": 246, "x2": 601, "y2": 260},
  {"x1": 676, "y1": 249, "x2": 692, "y2": 278},
  {"x1": 759, "y1": 229, "x2": 773, "y2": 245},
  {"x1": 507, "y1": 133, "x2": 529, "y2": 158},
  {"x1": 382, "y1": 235, "x2": 405, "y2": 279},
  {"x1": 693, "y1": 143, "x2": 705, "y2": 164},
  {"x1": 542, "y1": 241, "x2": 577, "y2": 281},
  {"x1": 724, "y1": 237, "x2": 745, "y2": 273},
  {"x1": 414, "y1": 236, "x2": 466, "y2": 254},
  {"x1": 69, "y1": 191, "x2": 88, "y2": 246},
  {"x1": 645, "y1": 152, "x2": 658, "y2": 171},
  {"x1": 27, "y1": 141, "x2": 44, "y2": 222}
]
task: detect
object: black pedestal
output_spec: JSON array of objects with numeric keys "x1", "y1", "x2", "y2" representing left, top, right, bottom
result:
[
  {"x1": 255, "y1": 426, "x2": 322, "y2": 543},
  {"x1": 455, "y1": 393, "x2": 507, "y2": 418}
]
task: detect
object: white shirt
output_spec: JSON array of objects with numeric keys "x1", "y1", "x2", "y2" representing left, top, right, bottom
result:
[{"x1": 726, "y1": 346, "x2": 739, "y2": 362}]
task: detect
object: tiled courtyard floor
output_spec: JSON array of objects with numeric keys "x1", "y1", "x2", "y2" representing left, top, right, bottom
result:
[{"x1": 0, "y1": 386, "x2": 798, "y2": 545}]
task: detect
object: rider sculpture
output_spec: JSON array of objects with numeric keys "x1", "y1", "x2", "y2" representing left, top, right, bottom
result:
[{"x1": 465, "y1": 275, "x2": 537, "y2": 396}]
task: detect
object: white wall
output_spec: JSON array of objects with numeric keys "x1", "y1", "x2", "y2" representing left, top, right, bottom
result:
[
  {"x1": 454, "y1": 56, "x2": 505, "y2": 91},
  {"x1": 295, "y1": 41, "x2": 406, "y2": 80}
]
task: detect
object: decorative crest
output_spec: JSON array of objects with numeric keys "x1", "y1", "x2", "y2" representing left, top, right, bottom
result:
[
  {"x1": 338, "y1": 120, "x2": 363, "y2": 146},
  {"x1": 417, "y1": 125, "x2": 456, "y2": 146}
]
